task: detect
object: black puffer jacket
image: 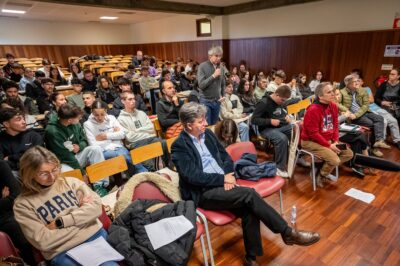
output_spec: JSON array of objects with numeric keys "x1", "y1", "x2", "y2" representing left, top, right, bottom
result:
[{"x1": 107, "y1": 199, "x2": 197, "y2": 266}]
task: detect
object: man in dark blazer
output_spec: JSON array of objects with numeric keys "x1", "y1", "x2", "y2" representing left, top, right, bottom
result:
[{"x1": 171, "y1": 102, "x2": 320, "y2": 266}]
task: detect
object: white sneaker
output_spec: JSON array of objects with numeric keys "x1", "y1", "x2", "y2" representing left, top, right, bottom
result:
[
  {"x1": 326, "y1": 173, "x2": 338, "y2": 182},
  {"x1": 277, "y1": 168, "x2": 289, "y2": 178}
]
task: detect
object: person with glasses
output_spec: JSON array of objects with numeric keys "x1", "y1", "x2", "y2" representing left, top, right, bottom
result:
[
  {"x1": 338, "y1": 75, "x2": 390, "y2": 156},
  {"x1": 266, "y1": 69, "x2": 286, "y2": 94},
  {"x1": 13, "y1": 146, "x2": 119, "y2": 266},
  {"x1": 37, "y1": 78, "x2": 56, "y2": 114},
  {"x1": 251, "y1": 85, "x2": 294, "y2": 178}
]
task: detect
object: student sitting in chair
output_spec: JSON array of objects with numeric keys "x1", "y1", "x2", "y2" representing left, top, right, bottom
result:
[
  {"x1": 14, "y1": 146, "x2": 119, "y2": 266},
  {"x1": 84, "y1": 100, "x2": 147, "y2": 175},
  {"x1": 301, "y1": 82, "x2": 354, "y2": 188},
  {"x1": 44, "y1": 103, "x2": 108, "y2": 196}
]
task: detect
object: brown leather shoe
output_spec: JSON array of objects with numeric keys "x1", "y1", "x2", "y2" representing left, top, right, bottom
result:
[
  {"x1": 243, "y1": 257, "x2": 259, "y2": 266},
  {"x1": 282, "y1": 228, "x2": 320, "y2": 246}
]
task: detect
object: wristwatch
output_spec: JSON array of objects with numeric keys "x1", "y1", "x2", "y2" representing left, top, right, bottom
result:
[{"x1": 55, "y1": 217, "x2": 64, "y2": 229}]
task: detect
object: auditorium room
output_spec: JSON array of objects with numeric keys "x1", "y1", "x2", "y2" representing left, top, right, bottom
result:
[{"x1": 0, "y1": 0, "x2": 399, "y2": 265}]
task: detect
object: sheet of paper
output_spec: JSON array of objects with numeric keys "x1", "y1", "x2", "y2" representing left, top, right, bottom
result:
[
  {"x1": 144, "y1": 215, "x2": 194, "y2": 250},
  {"x1": 340, "y1": 124, "x2": 358, "y2": 131},
  {"x1": 345, "y1": 188, "x2": 375, "y2": 204},
  {"x1": 67, "y1": 236, "x2": 124, "y2": 266}
]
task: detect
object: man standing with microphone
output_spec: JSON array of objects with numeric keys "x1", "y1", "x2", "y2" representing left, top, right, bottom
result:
[{"x1": 198, "y1": 46, "x2": 226, "y2": 125}]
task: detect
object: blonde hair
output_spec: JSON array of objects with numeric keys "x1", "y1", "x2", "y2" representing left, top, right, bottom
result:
[{"x1": 19, "y1": 146, "x2": 61, "y2": 195}]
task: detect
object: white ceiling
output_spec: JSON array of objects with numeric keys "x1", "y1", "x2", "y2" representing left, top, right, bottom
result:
[
  {"x1": 0, "y1": 0, "x2": 257, "y2": 24},
  {"x1": 0, "y1": 0, "x2": 184, "y2": 24}
]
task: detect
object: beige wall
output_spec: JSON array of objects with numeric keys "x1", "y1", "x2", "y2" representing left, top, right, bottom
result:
[
  {"x1": 129, "y1": 0, "x2": 399, "y2": 42},
  {"x1": 225, "y1": 0, "x2": 399, "y2": 39},
  {"x1": 0, "y1": 18, "x2": 131, "y2": 45},
  {"x1": 0, "y1": 0, "x2": 397, "y2": 45},
  {"x1": 129, "y1": 14, "x2": 223, "y2": 44}
]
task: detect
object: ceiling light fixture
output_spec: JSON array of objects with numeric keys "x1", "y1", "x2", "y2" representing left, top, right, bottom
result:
[
  {"x1": 2, "y1": 9, "x2": 26, "y2": 14},
  {"x1": 100, "y1": 16, "x2": 118, "y2": 20}
]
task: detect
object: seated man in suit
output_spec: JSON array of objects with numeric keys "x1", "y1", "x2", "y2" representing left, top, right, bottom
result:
[{"x1": 171, "y1": 102, "x2": 320, "y2": 266}]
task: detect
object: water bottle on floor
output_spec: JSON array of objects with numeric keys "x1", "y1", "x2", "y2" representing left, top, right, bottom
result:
[{"x1": 291, "y1": 205, "x2": 297, "y2": 229}]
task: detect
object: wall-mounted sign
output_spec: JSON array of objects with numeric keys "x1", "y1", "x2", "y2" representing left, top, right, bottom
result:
[
  {"x1": 384, "y1": 45, "x2": 400, "y2": 57},
  {"x1": 381, "y1": 64, "x2": 393, "y2": 70},
  {"x1": 394, "y1": 12, "x2": 400, "y2": 29}
]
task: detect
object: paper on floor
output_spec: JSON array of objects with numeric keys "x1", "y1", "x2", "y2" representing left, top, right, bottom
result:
[
  {"x1": 144, "y1": 215, "x2": 194, "y2": 250},
  {"x1": 345, "y1": 188, "x2": 375, "y2": 204},
  {"x1": 66, "y1": 236, "x2": 124, "y2": 266}
]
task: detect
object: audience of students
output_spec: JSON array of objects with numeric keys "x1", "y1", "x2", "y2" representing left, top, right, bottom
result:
[{"x1": 2, "y1": 50, "x2": 400, "y2": 265}]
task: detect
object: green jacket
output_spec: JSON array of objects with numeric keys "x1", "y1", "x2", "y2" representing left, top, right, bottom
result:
[
  {"x1": 338, "y1": 87, "x2": 370, "y2": 119},
  {"x1": 44, "y1": 115, "x2": 88, "y2": 171}
]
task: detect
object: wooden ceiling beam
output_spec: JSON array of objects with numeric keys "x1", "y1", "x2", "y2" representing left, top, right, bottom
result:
[{"x1": 33, "y1": 0, "x2": 322, "y2": 15}]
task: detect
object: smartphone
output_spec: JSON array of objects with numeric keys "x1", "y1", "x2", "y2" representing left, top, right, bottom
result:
[{"x1": 336, "y1": 143, "x2": 347, "y2": 150}]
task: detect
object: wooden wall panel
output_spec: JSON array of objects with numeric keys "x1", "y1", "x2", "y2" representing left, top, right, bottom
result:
[
  {"x1": 228, "y1": 30, "x2": 400, "y2": 88},
  {"x1": 0, "y1": 30, "x2": 399, "y2": 88}
]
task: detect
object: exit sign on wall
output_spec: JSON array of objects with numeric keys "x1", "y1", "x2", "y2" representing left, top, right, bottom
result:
[{"x1": 394, "y1": 17, "x2": 400, "y2": 29}]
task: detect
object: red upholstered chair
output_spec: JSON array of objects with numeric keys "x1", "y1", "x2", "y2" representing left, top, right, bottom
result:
[
  {"x1": 130, "y1": 176, "x2": 211, "y2": 266},
  {"x1": 0, "y1": 231, "x2": 19, "y2": 257},
  {"x1": 226, "y1": 141, "x2": 285, "y2": 213}
]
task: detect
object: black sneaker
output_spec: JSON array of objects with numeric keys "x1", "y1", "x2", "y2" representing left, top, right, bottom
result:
[{"x1": 351, "y1": 166, "x2": 365, "y2": 178}]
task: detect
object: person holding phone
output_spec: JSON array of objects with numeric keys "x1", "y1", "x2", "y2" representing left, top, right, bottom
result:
[{"x1": 301, "y1": 82, "x2": 354, "y2": 188}]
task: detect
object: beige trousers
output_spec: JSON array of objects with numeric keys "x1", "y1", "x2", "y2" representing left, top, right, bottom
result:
[{"x1": 301, "y1": 140, "x2": 353, "y2": 177}]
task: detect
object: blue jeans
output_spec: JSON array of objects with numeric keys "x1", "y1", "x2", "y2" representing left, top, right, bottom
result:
[
  {"x1": 51, "y1": 229, "x2": 119, "y2": 266},
  {"x1": 103, "y1": 146, "x2": 147, "y2": 174},
  {"x1": 261, "y1": 124, "x2": 292, "y2": 170},
  {"x1": 238, "y1": 122, "x2": 250, "y2": 142},
  {"x1": 200, "y1": 98, "x2": 221, "y2": 125}
]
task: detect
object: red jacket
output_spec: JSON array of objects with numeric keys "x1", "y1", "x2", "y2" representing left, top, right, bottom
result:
[{"x1": 301, "y1": 101, "x2": 339, "y2": 147}]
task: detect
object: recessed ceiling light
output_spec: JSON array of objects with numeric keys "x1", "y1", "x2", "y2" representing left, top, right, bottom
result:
[
  {"x1": 100, "y1": 16, "x2": 118, "y2": 20},
  {"x1": 2, "y1": 9, "x2": 26, "y2": 14}
]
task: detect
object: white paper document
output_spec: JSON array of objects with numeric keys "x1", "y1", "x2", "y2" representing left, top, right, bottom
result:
[
  {"x1": 345, "y1": 188, "x2": 375, "y2": 204},
  {"x1": 144, "y1": 215, "x2": 194, "y2": 250},
  {"x1": 66, "y1": 236, "x2": 124, "y2": 266}
]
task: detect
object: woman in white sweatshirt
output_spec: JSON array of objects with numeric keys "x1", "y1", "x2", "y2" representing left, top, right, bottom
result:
[
  {"x1": 13, "y1": 146, "x2": 119, "y2": 265},
  {"x1": 84, "y1": 100, "x2": 147, "y2": 175}
]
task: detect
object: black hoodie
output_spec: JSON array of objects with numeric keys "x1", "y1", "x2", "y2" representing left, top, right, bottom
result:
[{"x1": 0, "y1": 129, "x2": 43, "y2": 170}]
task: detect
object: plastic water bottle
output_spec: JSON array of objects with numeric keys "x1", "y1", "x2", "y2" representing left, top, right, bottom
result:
[{"x1": 291, "y1": 205, "x2": 297, "y2": 228}]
